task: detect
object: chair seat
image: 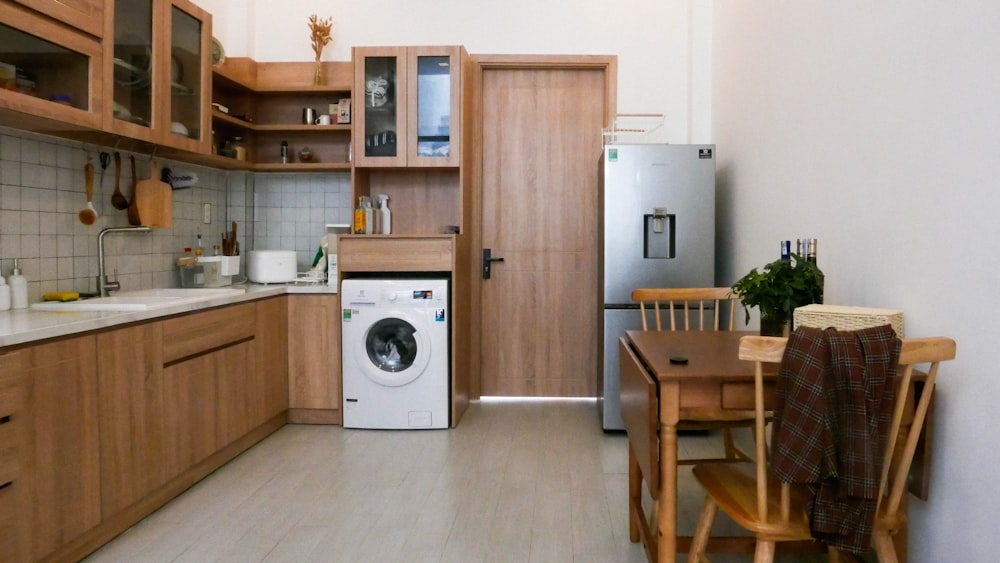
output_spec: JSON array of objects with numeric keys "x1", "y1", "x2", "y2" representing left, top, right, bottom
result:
[{"x1": 691, "y1": 462, "x2": 814, "y2": 541}]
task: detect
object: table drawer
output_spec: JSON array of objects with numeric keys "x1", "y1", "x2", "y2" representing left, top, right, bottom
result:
[
  {"x1": 162, "y1": 303, "x2": 256, "y2": 364},
  {"x1": 721, "y1": 382, "x2": 776, "y2": 411}
]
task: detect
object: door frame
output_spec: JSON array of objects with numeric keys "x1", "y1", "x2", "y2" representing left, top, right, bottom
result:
[{"x1": 466, "y1": 54, "x2": 617, "y2": 399}]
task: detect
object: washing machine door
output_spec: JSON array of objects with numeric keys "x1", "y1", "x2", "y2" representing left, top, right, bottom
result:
[{"x1": 359, "y1": 312, "x2": 431, "y2": 387}]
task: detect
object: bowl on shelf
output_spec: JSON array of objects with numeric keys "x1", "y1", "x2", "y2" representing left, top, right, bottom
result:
[{"x1": 170, "y1": 121, "x2": 189, "y2": 136}]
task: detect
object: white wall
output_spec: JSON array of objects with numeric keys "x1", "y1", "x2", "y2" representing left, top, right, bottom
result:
[
  {"x1": 713, "y1": 2, "x2": 1000, "y2": 560},
  {"x1": 194, "y1": 0, "x2": 713, "y2": 142}
]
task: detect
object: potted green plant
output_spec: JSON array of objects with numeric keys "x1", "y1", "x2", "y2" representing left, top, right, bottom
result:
[{"x1": 730, "y1": 254, "x2": 825, "y2": 336}]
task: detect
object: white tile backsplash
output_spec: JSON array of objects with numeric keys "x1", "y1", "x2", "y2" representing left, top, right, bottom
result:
[{"x1": 0, "y1": 127, "x2": 352, "y2": 301}]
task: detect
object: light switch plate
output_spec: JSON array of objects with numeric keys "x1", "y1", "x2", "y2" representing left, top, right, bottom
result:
[{"x1": 203, "y1": 203, "x2": 211, "y2": 224}]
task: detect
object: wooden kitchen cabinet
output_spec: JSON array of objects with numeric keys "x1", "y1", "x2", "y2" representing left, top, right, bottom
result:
[
  {"x1": 23, "y1": 335, "x2": 101, "y2": 562},
  {"x1": 97, "y1": 323, "x2": 168, "y2": 517},
  {"x1": 209, "y1": 58, "x2": 354, "y2": 172},
  {"x1": 253, "y1": 296, "x2": 289, "y2": 425},
  {"x1": 287, "y1": 294, "x2": 342, "y2": 424},
  {"x1": 0, "y1": 1, "x2": 104, "y2": 131},
  {"x1": 105, "y1": 0, "x2": 211, "y2": 153},
  {"x1": 10, "y1": 0, "x2": 104, "y2": 38},
  {"x1": 161, "y1": 303, "x2": 255, "y2": 472},
  {"x1": 353, "y1": 45, "x2": 466, "y2": 168},
  {"x1": 0, "y1": 348, "x2": 28, "y2": 563},
  {"x1": 351, "y1": 46, "x2": 470, "y2": 236}
]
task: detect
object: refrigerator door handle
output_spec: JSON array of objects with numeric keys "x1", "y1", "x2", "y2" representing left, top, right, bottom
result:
[{"x1": 482, "y1": 248, "x2": 505, "y2": 279}]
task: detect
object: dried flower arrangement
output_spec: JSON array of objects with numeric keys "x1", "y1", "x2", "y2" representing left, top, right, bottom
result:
[{"x1": 308, "y1": 15, "x2": 333, "y2": 85}]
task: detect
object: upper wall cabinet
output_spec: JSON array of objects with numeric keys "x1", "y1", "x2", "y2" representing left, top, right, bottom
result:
[
  {"x1": 105, "y1": 0, "x2": 211, "y2": 153},
  {"x1": 353, "y1": 46, "x2": 466, "y2": 168},
  {"x1": 0, "y1": 2, "x2": 104, "y2": 130},
  {"x1": 9, "y1": 0, "x2": 104, "y2": 38}
]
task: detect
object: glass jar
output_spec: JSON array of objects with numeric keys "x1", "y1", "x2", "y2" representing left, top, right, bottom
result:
[{"x1": 231, "y1": 136, "x2": 248, "y2": 161}]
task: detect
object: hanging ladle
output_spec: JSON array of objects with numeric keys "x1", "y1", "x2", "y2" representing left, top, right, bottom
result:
[{"x1": 110, "y1": 151, "x2": 129, "y2": 210}]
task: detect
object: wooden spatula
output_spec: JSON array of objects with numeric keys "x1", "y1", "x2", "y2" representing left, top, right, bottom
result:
[{"x1": 135, "y1": 159, "x2": 173, "y2": 227}]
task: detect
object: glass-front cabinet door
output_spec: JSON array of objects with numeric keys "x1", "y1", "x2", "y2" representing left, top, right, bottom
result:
[
  {"x1": 163, "y1": 0, "x2": 210, "y2": 153},
  {"x1": 407, "y1": 46, "x2": 462, "y2": 167},
  {"x1": 109, "y1": 0, "x2": 155, "y2": 140},
  {"x1": 107, "y1": 0, "x2": 210, "y2": 152},
  {"x1": 0, "y1": 6, "x2": 103, "y2": 129},
  {"x1": 353, "y1": 47, "x2": 408, "y2": 167},
  {"x1": 10, "y1": 0, "x2": 104, "y2": 39}
]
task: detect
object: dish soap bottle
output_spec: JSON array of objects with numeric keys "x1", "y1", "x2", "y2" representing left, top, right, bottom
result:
[
  {"x1": 354, "y1": 196, "x2": 366, "y2": 234},
  {"x1": 8, "y1": 258, "x2": 28, "y2": 309},
  {"x1": 376, "y1": 194, "x2": 391, "y2": 235}
]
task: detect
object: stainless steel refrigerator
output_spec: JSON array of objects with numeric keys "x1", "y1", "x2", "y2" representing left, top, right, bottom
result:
[{"x1": 598, "y1": 143, "x2": 716, "y2": 430}]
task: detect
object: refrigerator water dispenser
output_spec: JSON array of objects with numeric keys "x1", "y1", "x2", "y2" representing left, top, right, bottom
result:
[{"x1": 643, "y1": 208, "x2": 676, "y2": 259}]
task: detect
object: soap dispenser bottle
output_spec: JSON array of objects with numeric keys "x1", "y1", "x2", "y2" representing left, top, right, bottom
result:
[
  {"x1": 0, "y1": 275, "x2": 10, "y2": 311},
  {"x1": 8, "y1": 258, "x2": 28, "y2": 309},
  {"x1": 376, "y1": 194, "x2": 391, "y2": 235}
]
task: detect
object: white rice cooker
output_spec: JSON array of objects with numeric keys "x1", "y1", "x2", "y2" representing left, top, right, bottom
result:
[{"x1": 247, "y1": 250, "x2": 297, "y2": 283}]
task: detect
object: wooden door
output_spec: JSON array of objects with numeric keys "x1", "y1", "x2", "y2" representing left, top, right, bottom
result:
[{"x1": 478, "y1": 59, "x2": 612, "y2": 397}]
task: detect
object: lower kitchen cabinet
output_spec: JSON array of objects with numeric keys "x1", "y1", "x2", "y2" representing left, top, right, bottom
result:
[
  {"x1": 0, "y1": 348, "x2": 28, "y2": 563},
  {"x1": 288, "y1": 294, "x2": 342, "y2": 423},
  {"x1": 254, "y1": 296, "x2": 289, "y2": 425},
  {"x1": 97, "y1": 323, "x2": 167, "y2": 516},
  {"x1": 4, "y1": 297, "x2": 293, "y2": 562},
  {"x1": 24, "y1": 335, "x2": 101, "y2": 561}
]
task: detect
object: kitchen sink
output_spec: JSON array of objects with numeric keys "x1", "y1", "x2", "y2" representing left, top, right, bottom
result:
[{"x1": 30, "y1": 288, "x2": 247, "y2": 312}]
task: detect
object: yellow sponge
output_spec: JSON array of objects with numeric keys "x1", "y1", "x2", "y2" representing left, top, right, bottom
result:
[{"x1": 42, "y1": 292, "x2": 80, "y2": 302}]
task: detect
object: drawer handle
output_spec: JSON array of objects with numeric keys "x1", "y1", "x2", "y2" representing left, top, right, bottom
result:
[
  {"x1": 0, "y1": 481, "x2": 11, "y2": 491},
  {"x1": 0, "y1": 415, "x2": 9, "y2": 425}
]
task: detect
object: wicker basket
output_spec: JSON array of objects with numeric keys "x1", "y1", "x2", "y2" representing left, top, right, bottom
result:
[{"x1": 793, "y1": 304, "x2": 905, "y2": 338}]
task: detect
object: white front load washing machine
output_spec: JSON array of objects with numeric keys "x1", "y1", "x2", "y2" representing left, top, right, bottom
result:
[{"x1": 341, "y1": 278, "x2": 449, "y2": 429}]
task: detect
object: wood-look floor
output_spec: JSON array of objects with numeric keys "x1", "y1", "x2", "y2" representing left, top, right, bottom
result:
[{"x1": 84, "y1": 400, "x2": 829, "y2": 563}]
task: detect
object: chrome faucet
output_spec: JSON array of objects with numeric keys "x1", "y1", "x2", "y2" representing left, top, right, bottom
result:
[{"x1": 98, "y1": 226, "x2": 151, "y2": 297}]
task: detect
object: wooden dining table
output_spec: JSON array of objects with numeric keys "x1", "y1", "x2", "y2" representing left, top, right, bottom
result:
[{"x1": 619, "y1": 329, "x2": 926, "y2": 563}]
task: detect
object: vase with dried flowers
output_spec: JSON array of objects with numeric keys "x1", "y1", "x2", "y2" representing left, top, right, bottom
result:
[{"x1": 308, "y1": 15, "x2": 333, "y2": 86}]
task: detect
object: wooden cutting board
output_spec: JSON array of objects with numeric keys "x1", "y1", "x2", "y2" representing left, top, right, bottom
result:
[{"x1": 135, "y1": 160, "x2": 173, "y2": 227}]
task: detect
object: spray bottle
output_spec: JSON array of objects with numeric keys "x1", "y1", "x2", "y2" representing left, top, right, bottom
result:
[{"x1": 376, "y1": 194, "x2": 391, "y2": 235}]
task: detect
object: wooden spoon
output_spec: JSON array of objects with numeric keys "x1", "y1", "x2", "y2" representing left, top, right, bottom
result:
[
  {"x1": 78, "y1": 160, "x2": 97, "y2": 225},
  {"x1": 127, "y1": 154, "x2": 141, "y2": 225},
  {"x1": 111, "y1": 152, "x2": 128, "y2": 210}
]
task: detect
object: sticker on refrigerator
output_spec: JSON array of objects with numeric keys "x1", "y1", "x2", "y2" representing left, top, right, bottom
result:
[
  {"x1": 607, "y1": 148, "x2": 618, "y2": 162},
  {"x1": 698, "y1": 148, "x2": 713, "y2": 159}
]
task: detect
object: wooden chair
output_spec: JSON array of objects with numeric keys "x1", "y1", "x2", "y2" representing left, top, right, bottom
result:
[
  {"x1": 686, "y1": 335, "x2": 957, "y2": 563},
  {"x1": 631, "y1": 287, "x2": 752, "y2": 463}
]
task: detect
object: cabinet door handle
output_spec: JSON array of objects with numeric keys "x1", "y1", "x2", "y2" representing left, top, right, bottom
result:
[{"x1": 0, "y1": 481, "x2": 11, "y2": 491}]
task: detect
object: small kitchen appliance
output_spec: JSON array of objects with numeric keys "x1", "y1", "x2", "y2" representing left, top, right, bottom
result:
[{"x1": 247, "y1": 250, "x2": 297, "y2": 283}]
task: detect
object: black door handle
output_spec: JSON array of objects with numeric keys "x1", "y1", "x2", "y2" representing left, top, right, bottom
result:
[{"x1": 482, "y1": 248, "x2": 505, "y2": 279}]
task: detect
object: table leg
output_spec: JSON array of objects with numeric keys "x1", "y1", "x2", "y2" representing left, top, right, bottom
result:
[
  {"x1": 629, "y1": 444, "x2": 640, "y2": 542},
  {"x1": 658, "y1": 421, "x2": 678, "y2": 563}
]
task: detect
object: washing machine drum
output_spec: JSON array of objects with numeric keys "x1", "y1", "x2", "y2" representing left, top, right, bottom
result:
[{"x1": 363, "y1": 316, "x2": 430, "y2": 386}]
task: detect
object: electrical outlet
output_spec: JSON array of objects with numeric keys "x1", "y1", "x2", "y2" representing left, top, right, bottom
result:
[{"x1": 203, "y1": 203, "x2": 211, "y2": 224}]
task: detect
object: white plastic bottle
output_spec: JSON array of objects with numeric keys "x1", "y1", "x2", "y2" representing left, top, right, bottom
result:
[
  {"x1": 8, "y1": 258, "x2": 28, "y2": 309},
  {"x1": 376, "y1": 194, "x2": 391, "y2": 235},
  {"x1": 0, "y1": 276, "x2": 10, "y2": 311}
]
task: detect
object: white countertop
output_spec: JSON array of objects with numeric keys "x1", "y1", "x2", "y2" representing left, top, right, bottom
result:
[{"x1": 0, "y1": 283, "x2": 338, "y2": 349}]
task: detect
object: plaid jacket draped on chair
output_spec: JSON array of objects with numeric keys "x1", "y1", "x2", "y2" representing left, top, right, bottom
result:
[{"x1": 770, "y1": 325, "x2": 901, "y2": 554}]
